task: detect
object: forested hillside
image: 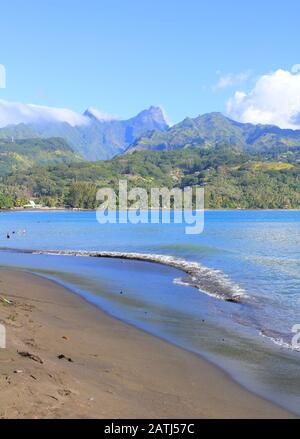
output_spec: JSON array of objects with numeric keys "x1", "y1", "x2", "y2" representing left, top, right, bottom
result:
[
  {"x1": 0, "y1": 147, "x2": 299, "y2": 209},
  {"x1": 0, "y1": 137, "x2": 82, "y2": 177}
]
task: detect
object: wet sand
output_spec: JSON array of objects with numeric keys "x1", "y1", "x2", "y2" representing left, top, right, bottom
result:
[{"x1": 0, "y1": 268, "x2": 293, "y2": 419}]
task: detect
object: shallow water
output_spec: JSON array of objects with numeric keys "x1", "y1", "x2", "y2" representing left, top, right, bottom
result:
[{"x1": 0, "y1": 210, "x2": 299, "y2": 413}]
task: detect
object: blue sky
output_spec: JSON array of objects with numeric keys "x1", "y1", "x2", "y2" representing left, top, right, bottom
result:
[{"x1": 1, "y1": 0, "x2": 300, "y2": 124}]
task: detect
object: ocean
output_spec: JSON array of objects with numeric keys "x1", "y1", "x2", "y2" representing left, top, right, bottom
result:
[{"x1": 0, "y1": 209, "x2": 299, "y2": 413}]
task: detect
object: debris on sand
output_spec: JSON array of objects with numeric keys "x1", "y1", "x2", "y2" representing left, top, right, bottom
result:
[
  {"x1": 0, "y1": 296, "x2": 13, "y2": 305},
  {"x1": 17, "y1": 351, "x2": 43, "y2": 364},
  {"x1": 57, "y1": 354, "x2": 74, "y2": 363}
]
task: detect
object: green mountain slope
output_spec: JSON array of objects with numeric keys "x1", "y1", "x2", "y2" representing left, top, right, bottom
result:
[
  {"x1": 0, "y1": 106, "x2": 169, "y2": 161},
  {"x1": 126, "y1": 112, "x2": 300, "y2": 155},
  {"x1": 0, "y1": 137, "x2": 82, "y2": 177},
  {"x1": 1, "y1": 147, "x2": 299, "y2": 209}
]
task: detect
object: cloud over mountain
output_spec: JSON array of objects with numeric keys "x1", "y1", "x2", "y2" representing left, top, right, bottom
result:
[
  {"x1": 226, "y1": 68, "x2": 300, "y2": 129},
  {"x1": 0, "y1": 99, "x2": 88, "y2": 128},
  {"x1": 0, "y1": 101, "x2": 170, "y2": 160},
  {"x1": 83, "y1": 107, "x2": 118, "y2": 122}
]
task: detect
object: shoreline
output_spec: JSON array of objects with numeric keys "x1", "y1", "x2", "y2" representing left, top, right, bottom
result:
[
  {"x1": 0, "y1": 268, "x2": 294, "y2": 419},
  {"x1": 31, "y1": 249, "x2": 246, "y2": 303},
  {"x1": 1, "y1": 208, "x2": 300, "y2": 213}
]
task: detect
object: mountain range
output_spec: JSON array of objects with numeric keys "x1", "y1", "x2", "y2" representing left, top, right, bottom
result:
[
  {"x1": 0, "y1": 101, "x2": 300, "y2": 162},
  {"x1": 0, "y1": 103, "x2": 299, "y2": 209},
  {"x1": 0, "y1": 104, "x2": 169, "y2": 160},
  {"x1": 126, "y1": 112, "x2": 300, "y2": 156}
]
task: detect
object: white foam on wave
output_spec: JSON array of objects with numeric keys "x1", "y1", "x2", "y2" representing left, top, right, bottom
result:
[
  {"x1": 32, "y1": 249, "x2": 248, "y2": 303},
  {"x1": 259, "y1": 331, "x2": 300, "y2": 353}
]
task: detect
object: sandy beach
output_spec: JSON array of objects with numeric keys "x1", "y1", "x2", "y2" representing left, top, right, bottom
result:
[{"x1": 0, "y1": 268, "x2": 293, "y2": 419}]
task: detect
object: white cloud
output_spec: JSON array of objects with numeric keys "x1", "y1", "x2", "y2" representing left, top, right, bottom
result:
[
  {"x1": 0, "y1": 99, "x2": 88, "y2": 128},
  {"x1": 158, "y1": 105, "x2": 173, "y2": 127},
  {"x1": 226, "y1": 68, "x2": 300, "y2": 129},
  {"x1": 85, "y1": 107, "x2": 118, "y2": 121},
  {"x1": 213, "y1": 70, "x2": 251, "y2": 91}
]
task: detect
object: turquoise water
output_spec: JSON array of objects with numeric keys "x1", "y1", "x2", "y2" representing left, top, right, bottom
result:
[{"x1": 0, "y1": 210, "x2": 299, "y2": 413}]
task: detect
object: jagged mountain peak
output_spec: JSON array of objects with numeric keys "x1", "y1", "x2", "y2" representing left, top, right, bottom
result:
[
  {"x1": 130, "y1": 106, "x2": 170, "y2": 127},
  {"x1": 0, "y1": 101, "x2": 171, "y2": 160},
  {"x1": 126, "y1": 111, "x2": 300, "y2": 154},
  {"x1": 83, "y1": 105, "x2": 170, "y2": 127}
]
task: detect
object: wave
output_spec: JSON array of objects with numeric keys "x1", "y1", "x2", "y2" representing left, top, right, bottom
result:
[
  {"x1": 31, "y1": 249, "x2": 248, "y2": 303},
  {"x1": 259, "y1": 330, "x2": 300, "y2": 353}
]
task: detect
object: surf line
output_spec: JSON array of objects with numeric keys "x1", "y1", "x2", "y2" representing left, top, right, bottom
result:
[{"x1": 32, "y1": 249, "x2": 248, "y2": 303}]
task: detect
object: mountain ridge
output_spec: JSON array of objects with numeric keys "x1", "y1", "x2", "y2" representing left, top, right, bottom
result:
[
  {"x1": 1, "y1": 105, "x2": 300, "y2": 162},
  {"x1": 126, "y1": 112, "x2": 300, "y2": 154},
  {"x1": 0, "y1": 104, "x2": 169, "y2": 160}
]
